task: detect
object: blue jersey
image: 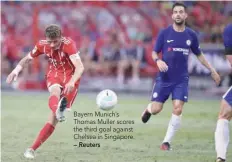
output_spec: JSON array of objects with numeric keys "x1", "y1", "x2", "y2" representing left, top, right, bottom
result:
[
  {"x1": 154, "y1": 25, "x2": 201, "y2": 82},
  {"x1": 223, "y1": 23, "x2": 232, "y2": 55},
  {"x1": 222, "y1": 24, "x2": 232, "y2": 106}
]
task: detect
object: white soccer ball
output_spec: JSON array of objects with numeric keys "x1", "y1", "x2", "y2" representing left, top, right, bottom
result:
[{"x1": 96, "y1": 89, "x2": 118, "y2": 111}]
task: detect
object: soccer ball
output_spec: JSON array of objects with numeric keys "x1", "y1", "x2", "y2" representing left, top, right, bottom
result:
[{"x1": 96, "y1": 89, "x2": 118, "y2": 111}]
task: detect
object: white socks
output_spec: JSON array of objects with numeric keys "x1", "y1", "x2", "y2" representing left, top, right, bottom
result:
[
  {"x1": 163, "y1": 113, "x2": 182, "y2": 143},
  {"x1": 215, "y1": 119, "x2": 230, "y2": 160}
]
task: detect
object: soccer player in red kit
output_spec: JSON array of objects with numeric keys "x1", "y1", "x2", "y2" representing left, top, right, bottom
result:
[{"x1": 6, "y1": 24, "x2": 84, "y2": 159}]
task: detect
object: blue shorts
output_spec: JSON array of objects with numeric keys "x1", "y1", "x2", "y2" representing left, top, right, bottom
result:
[
  {"x1": 223, "y1": 86, "x2": 232, "y2": 107},
  {"x1": 151, "y1": 78, "x2": 189, "y2": 103}
]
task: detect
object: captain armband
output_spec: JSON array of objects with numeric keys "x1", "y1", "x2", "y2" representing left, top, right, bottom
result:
[
  {"x1": 27, "y1": 53, "x2": 33, "y2": 59},
  {"x1": 69, "y1": 51, "x2": 81, "y2": 59}
]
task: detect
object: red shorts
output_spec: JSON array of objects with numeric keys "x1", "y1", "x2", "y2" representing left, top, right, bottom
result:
[{"x1": 46, "y1": 75, "x2": 80, "y2": 109}]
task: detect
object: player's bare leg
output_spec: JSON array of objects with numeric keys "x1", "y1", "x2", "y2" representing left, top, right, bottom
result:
[
  {"x1": 24, "y1": 85, "x2": 67, "y2": 159},
  {"x1": 141, "y1": 101, "x2": 163, "y2": 123},
  {"x1": 215, "y1": 99, "x2": 232, "y2": 162},
  {"x1": 161, "y1": 100, "x2": 184, "y2": 150}
]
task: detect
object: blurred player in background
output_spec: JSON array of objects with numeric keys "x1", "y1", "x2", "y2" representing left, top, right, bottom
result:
[
  {"x1": 6, "y1": 24, "x2": 84, "y2": 159},
  {"x1": 118, "y1": 39, "x2": 145, "y2": 86},
  {"x1": 79, "y1": 36, "x2": 100, "y2": 76},
  {"x1": 141, "y1": 2, "x2": 221, "y2": 150},
  {"x1": 214, "y1": 23, "x2": 232, "y2": 162},
  {"x1": 98, "y1": 31, "x2": 125, "y2": 78}
]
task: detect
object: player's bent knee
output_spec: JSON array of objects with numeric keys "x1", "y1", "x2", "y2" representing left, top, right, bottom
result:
[
  {"x1": 173, "y1": 105, "x2": 183, "y2": 115},
  {"x1": 219, "y1": 110, "x2": 232, "y2": 120},
  {"x1": 219, "y1": 99, "x2": 232, "y2": 117},
  {"x1": 150, "y1": 102, "x2": 163, "y2": 114},
  {"x1": 219, "y1": 101, "x2": 232, "y2": 120},
  {"x1": 49, "y1": 84, "x2": 62, "y2": 97}
]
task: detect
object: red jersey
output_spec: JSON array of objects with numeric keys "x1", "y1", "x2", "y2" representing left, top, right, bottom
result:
[{"x1": 29, "y1": 37, "x2": 79, "y2": 83}]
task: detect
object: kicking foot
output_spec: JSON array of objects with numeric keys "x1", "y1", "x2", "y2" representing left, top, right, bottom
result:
[
  {"x1": 24, "y1": 148, "x2": 35, "y2": 159},
  {"x1": 56, "y1": 97, "x2": 67, "y2": 122},
  {"x1": 216, "y1": 157, "x2": 226, "y2": 162},
  {"x1": 160, "y1": 142, "x2": 172, "y2": 151},
  {"x1": 141, "y1": 108, "x2": 151, "y2": 123}
]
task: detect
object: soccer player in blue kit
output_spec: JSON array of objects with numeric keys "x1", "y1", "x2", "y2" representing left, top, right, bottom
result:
[
  {"x1": 214, "y1": 23, "x2": 232, "y2": 162},
  {"x1": 141, "y1": 2, "x2": 221, "y2": 150}
]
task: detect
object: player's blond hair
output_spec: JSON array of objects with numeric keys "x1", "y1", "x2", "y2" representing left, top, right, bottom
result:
[{"x1": 45, "y1": 24, "x2": 61, "y2": 39}]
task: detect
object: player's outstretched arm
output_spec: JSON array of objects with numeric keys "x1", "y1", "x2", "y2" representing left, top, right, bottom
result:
[
  {"x1": 6, "y1": 55, "x2": 32, "y2": 84},
  {"x1": 196, "y1": 53, "x2": 221, "y2": 85},
  {"x1": 64, "y1": 53, "x2": 84, "y2": 94}
]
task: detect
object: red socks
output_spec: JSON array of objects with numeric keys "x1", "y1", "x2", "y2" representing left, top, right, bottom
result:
[
  {"x1": 48, "y1": 95, "x2": 59, "y2": 114},
  {"x1": 30, "y1": 96, "x2": 60, "y2": 150},
  {"x1": 31, "y1": 123, "x2": 55, "y2": 150}
]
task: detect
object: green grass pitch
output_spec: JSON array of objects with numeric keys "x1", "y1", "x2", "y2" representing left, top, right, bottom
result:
[{"x1": 1, "y1": 92, "x2": 232, "y2": 162}]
